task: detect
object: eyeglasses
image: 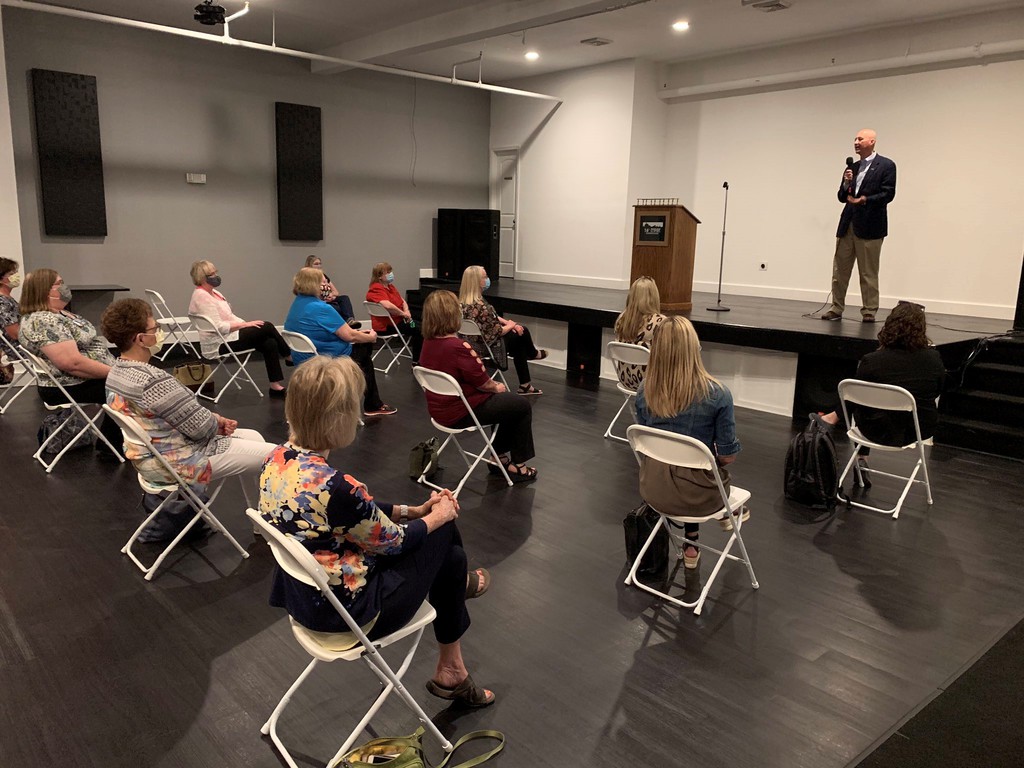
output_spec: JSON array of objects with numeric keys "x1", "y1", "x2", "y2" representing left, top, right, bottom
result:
[{"x1": 143, "y1": 326, "x2": 159, "y2": 334}]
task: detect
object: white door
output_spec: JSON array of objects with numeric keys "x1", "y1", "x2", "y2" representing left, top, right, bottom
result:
[{"x1": 493, "y1": 149, "x2": 519, "y2": 279}]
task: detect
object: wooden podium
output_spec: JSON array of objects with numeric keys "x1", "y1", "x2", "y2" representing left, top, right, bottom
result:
[{"x1": 630, "y1": 203, "x2": 700, "y2": 311}]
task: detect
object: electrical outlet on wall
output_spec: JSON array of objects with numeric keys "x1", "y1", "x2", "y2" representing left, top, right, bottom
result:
[{"x1": 759, "y1": 262, "x2": 767, "y2": 271}]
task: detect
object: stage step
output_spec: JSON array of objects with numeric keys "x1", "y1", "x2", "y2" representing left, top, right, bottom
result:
[
  {"x1": 936, "y1": 415, "x2": 1024, "y2": 461},
  {"x1": 975, "y1": 335, "x2": 1024, "y2": 367},
  {"x1": 963, "y1": 362, "x2": 1024, "y2": 396},
  {"x1": 941, "y1": 390, "x2": 1024, "y2": 430}
]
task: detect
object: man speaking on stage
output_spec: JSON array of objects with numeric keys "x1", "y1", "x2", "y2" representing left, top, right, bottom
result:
[{"x1": 821, "y1": 128, "x2": 897, "y2": 323}]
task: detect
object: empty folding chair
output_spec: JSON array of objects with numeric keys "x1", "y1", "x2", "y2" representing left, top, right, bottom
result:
[
  {"x1": 103, "y1": 405, "x2": 249, "y2": 580},
  {"x1": 188, "y1": 313, "x2": 264, "y2": 402},
  {"x1": 459, "y1": 318, "x2": 509, "y2": 388},
  {"x1": 19, "y1": 348, "x2": 124, "y2": 473},
  {"x1": 837, "y1": 378, "x2": 934, "y2": 519},
  {"x1": 363, "y1": 301, "x2": 412, "y2": 374},
  {"x1": 144, "y1": 288, "x2": 198, "y2": 360},
  {"x1": 625, "y1": 424, "x2": 758, "y2": 616},
  {"x1": 604, "y1": 342, "x2": 650, "y2": 443},
  {"x1": 412, "y1": 366, "x2": 512, "y2": 497},
  {"x1": 246, "y1": 508, "x2": 453, "y2": 768},
  {"x1": 0, "y1": 333, "x2": 37, "y2": 415}
]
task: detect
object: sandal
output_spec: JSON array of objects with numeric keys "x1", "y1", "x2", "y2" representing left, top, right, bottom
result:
[
  {"x1": 517, "y1": 383, "x2": 543, "y2": 396},
  {"x1": 502, "y1": 460, "x2": 538, "y2": 483},
  {"x1": 719, "y1": 505, "x2": 751, "y2": 531},
  {"x1": 466, "y1": 568, "x2": 491, "y2": 599},
  {"x1": 425, "y1": 674, "x2": 495, "y2": 708},
  {"x1": 532, "y1": 349, "x2": 549, "y2": 361},
  {"x1": 682, "y1": 539, "x2": 700, "y2": 569}
]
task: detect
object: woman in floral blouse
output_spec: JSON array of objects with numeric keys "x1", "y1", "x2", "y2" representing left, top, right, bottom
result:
[
  {"x1": 259, "y1": 356, "x2": 495, "y2": 707},
  {"x1": 613, "y1": 276, "x2": 665, "y2": 391},
  {"x1": 458, "y1": 265, "x2": 547, "y2": 396},
  {"x1": 18, "y1": 268, "x2": 121, "y2": 447}
]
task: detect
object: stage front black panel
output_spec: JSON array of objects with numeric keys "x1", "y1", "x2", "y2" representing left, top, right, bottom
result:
[
  {"x1": 275, "y1": 102, "x2": 323, "y2": 242},
  {"x1": 31, "y1": 69, "x2": 107, "y2": 237},
  {"x1": 436, "y1": 208, "x2": 499, "y2": 281}
]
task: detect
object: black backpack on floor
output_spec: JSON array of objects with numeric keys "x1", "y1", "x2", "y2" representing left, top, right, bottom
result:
[{"x1": 784, "y1": 414, "x2": 839, "y2": 511}]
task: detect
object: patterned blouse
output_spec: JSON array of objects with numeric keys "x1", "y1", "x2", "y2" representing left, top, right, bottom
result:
[
  {"x1": 0, "y1": 294, "x2": 19, "y2": 347},
  {"x1": 105, "y1": 359, "x2": 230, "y2": 488},
  {"x1": 259, "y1": 444, "x2": 427, "y2": 632},
  {"x1": 18, "y1": 310, "x2": 115, "y2": 387},
  {"x1": 615, "y1": 313, "x2": 665, "y2": 390},
  {"x1": 461, "y1": 299, "x2": 503, "y2": 346}
]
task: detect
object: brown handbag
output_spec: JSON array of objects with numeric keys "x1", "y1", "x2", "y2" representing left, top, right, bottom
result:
[{"x1": 172, "y1": 361, "x2": 214, "y2": 394}]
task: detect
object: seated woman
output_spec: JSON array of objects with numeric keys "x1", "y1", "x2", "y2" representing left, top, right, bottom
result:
[
  {"x1": 458, "y1": 265, "x2": 547, "y2": 396},
  {"x1": 259, "y1": 355, "x2": 494, "y2": 707},
  {"x1": 0, "y1": 257, "x2": 22, "y2": 383},
  {"x1": 419, "y1": 289, "x2": 537, "y2": 482},
  {"x1": 304, "y1": 255, "x2": 359, "y2": 328},
  {"x1": 635, "y1": 316, "x2": 746, "y2": 570},
  {"x1": 365, "y1": 261, "x2": 422, "y2": 362},
  {"x1": 284, "y1": 267, "x2": 396, "y2": 417},
  {"x1": 102, "y1": 298, "x2": 276, "y2": 490},
  {"x1": 613, "y1": 276, "x2": 665, "y2": 390},
  {"x1": 187, "y1": 260, "x2": 291, "y2": 397},
  {"x1": 18, "y1": 268, "x2": 121, "y2": 448},
  {"x1": 820, "y1": 301, "x2": 946, "y2": 484}
]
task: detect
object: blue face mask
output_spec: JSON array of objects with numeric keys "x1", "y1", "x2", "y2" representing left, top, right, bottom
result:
[
  {"x1": 385, "y1": 272, "x2": 395, "y2": 284},
  {"x1": 206, "y1": 274, "x2": 222, "y2": 288},
  {"x1": 483, "y1": 277, "x2": 491, "y2": 291}
]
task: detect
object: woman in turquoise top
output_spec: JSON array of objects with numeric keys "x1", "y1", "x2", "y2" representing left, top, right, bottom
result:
[{"x1": 259, "y1": 356, "x2": 494, "y2": 707}]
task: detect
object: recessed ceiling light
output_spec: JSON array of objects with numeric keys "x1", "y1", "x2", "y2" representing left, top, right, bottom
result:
[
  {"x1": 524, "y1": 50, "x2": 540, "y2": 61},
  {"x1": 672, "y1": 21, "x2": 690, "y2": 32}
]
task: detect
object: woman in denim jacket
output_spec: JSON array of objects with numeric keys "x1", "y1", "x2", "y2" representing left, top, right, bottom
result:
[{"x1": 635, "y1": 317, "x2": 748, "y2": 569}]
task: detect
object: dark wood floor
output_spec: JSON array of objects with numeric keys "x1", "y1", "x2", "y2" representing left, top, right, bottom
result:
[{"x1": 2, "y1": 362, "x2": 1023, "y2": 768}]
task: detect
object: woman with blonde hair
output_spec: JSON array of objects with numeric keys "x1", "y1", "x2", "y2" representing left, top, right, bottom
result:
[
  {"x1": 187, "y1": 260, "x2": 292, "y2": 397},
  {"x1": 365, "y1": 261, "x2": 421, "y2": 361},
  {"x1": 635, "y1": 316, "x2": 746, "y2": 569},
  {"x1": 459, "y1": 265, "x2": 547, "y2": 396},
  {"x1": 259, "y1": 356, "x2": 495, "y2": 706},
  {"x1": 613, "y1": 276, "x2": 665, "y2": 390}
]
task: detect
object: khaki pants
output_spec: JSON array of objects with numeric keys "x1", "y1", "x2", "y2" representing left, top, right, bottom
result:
[{"x1": 830, "y1": 228, "x2": 883, "y2": 317}]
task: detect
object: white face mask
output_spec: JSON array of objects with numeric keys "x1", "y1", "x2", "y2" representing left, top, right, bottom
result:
[
  {"x1": 5, "y1": 272, "x2": 21, "y2": 288},
  {"x1": 143, "y1": 328, "x2": 166, "y2": 355}
]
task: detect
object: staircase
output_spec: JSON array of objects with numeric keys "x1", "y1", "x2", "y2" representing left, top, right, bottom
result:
[{"x1": 938, "y1": 335, "x2": 1024, "y2": 460}]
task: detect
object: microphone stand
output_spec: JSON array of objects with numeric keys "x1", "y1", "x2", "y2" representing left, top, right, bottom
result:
[{"x1": 707, "y1": 181, "x2": 730, "y2": 312}]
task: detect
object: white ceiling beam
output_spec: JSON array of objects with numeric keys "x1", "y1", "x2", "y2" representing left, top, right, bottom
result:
[{"x1": 310, "y1": 0, "x2": 643, "y2": 74}]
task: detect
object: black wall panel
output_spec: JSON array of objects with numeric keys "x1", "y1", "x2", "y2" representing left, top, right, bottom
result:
[
  {"x1": 437, "y1": 208, "x2": 499, "y2": 281},
  {"x1": 275, "y1": 102, "x2": 323, "y2": 241},
  {"x1": 30, "y1": 69, "x2": 107, "y2": 237}
]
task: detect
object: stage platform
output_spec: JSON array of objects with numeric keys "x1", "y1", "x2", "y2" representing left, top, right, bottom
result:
[{"x1": 412, "y1": 279, "x2": 1011, "y2": 419}]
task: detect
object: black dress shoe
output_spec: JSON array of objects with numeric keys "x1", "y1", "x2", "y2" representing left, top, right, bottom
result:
[{"x1": 269, "y1": 388, "x2": 287, "y2": 399}]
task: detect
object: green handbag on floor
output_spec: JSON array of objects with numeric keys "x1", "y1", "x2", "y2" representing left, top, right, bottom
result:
[{"x1": 339, "y1": 726, "x2": 504, "y2": 768}]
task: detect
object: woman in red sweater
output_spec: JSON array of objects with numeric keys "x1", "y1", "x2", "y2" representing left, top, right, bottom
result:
[
  {"x1": 365, "y1": 261, "x2": 423, "y2": 362},
  {"x1": 418, "y1": 290, "x2": 537, "y2": 482}
]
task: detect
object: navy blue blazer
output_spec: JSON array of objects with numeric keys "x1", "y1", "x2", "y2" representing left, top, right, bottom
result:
[{"x1": 836, "y1": 154, "x2": 897, "y2": 240}]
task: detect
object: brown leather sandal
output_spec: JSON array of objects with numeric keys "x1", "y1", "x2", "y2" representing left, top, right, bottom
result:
[
  {"x1": 425, "y1": 674, "x2": 495, "y2": 708},
  {"x1": 465, "y1": 567, "x2": 491, "y2": 599}
]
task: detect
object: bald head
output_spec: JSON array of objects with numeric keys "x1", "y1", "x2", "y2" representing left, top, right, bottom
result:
[{"x1": 854, "y1": 129, "x2": 877, "y2": 159}]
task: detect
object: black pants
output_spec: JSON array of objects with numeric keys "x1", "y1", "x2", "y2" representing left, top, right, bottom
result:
[
  {"x1": 328, "y1": 295, "x2": 355, "y2": 321},
  {"x1": 392, "y1": 319, "x2": 423, "y2": 363},
  {"x1": 454, "y1": 392, "x2": 535, "y2": 464},
  {"x1": 38, "y1": 380, "x2": 122, "y2": 448},
  {"x1": 503, "y1": 326, "x2": 539, "y2": 385},
  {"x1": 223, "y1": 322, "x2": 290, "y2": 383},
  {"x1": 367, "y1": 521, "x2": 470, "y2": 645},
  {"x1": 349, "y1": 343, "x2": 384, "y2": 412}
]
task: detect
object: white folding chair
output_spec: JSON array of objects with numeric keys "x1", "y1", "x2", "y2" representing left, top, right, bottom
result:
[
  {"x1": 280, "y1": 329, "x2": 318, "y2": 360},
  {"x1": 363, "y1": 301, "x2": 412, "y2": 374},
  {"x1": 459, "y1": 318, "x2": 508, "y2": 388},
  {"x1": 625, "y1": 425, "x2": 758, "y2": 616},
  {"x1": 103, "y1": 405, "x2": 250, "y2": 580},
  {"x1": 0, "y1": 333, "x2": 37, "y2": 415},
  {"x1": 604, "y1": 342, "x2": 650, "y2": 443},
  {"x1": 246, "y1": 508, "x2": 454, "y2": 768},
  {"x1": 19, "y1": 348, "x2": 124, "y2": 473},
  {"x1": 188, "y1": 313, "x2": 264, "y2": 402},
  {"x1": 144, "y1": 288, "x2": 199, "y2": 360},
  {"x1": 837, "y1": 379, "x2": 934, "y2": 519},
  {"x1": 412, "y1": 366, "x2": 513, "y2": 498}
]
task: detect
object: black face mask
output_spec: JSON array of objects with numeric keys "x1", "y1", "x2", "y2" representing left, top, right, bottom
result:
[{"x1": 206, "y1": 275, "x2": 222, "y2": 288}]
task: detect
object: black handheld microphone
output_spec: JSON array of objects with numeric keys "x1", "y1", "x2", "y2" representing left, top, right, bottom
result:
[{"x1": 844, "y1": 156, "x2": 855, "y2": 191}]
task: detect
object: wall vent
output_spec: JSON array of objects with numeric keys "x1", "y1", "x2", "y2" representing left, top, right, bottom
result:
[
  {"x1": 580, "y1": 37, "x2": 613, "y2": 46},
  {"x1": 742, "y1": 0, "x2": 792, "y2": 11}
]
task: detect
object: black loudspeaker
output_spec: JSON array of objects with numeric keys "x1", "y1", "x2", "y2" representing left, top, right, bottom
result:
[
  {"x1": 31, "y1": 69, "x2": 107, "y2": 237},
  {"x1": 437, "y1": 208, "x2": 499, "y2": 281},
  {"x1": 276, "y1": 102, "x2": 323, "y2": 241}
]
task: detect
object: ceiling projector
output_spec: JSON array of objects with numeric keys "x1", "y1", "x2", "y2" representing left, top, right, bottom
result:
[{"x1": 194, "y1": 0, "x2": 226, "y2": 25}]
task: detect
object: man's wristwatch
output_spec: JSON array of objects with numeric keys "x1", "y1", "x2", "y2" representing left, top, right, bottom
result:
[{"x1": 398, "y1": 504, "x2": 409, "y2": 524}]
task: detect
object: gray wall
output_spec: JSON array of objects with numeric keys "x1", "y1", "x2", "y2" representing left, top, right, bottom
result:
[{"x1": 3, "y1": 8, "x2": 490, "y2": 323}]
